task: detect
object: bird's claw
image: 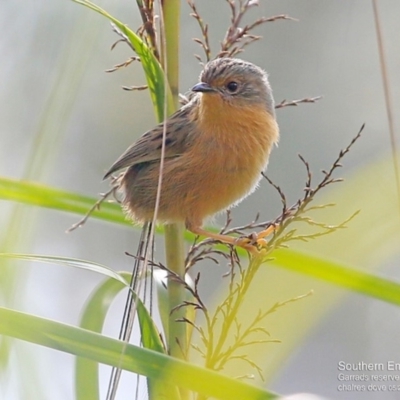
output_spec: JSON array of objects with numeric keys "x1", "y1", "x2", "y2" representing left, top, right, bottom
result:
[
  {"x1": 234, "y1": 235, "x2": 269, "y2": 254},
  {"x1": 234, "y1": 225, "x2": 277, "y2": 254}
]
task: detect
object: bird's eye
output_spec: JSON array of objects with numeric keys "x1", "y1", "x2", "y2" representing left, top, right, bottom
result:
[{"x1": 226, "y1": 81, "x2": 239, "y2": 93}]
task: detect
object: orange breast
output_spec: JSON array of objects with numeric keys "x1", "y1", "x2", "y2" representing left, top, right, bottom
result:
[{"x1": 180, "y1": 93, "x2": 279, "y2": 225}]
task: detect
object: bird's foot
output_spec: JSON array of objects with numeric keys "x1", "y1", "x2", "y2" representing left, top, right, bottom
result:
[{"x1": 233, "y1": 224, "x2": 276, "y2": 254}]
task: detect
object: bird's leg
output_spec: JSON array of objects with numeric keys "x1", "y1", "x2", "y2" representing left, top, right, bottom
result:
[
  {"x1": 188, "y1": 225, "x2": 256, "y2": 252},
  {"x1": 187, "y1": 223, "x2": 276, "y2": 254}
]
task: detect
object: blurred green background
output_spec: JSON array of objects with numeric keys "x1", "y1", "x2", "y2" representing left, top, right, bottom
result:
[{"x1": 1, "y1": 1, "x2": 400, "y2": 399}]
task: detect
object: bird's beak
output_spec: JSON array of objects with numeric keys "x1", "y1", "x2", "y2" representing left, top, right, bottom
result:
[{"x1": 191, "y1": 82, "x2": 215, "y2": 93}]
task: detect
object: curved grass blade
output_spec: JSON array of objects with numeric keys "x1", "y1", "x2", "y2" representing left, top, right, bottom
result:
[
  {"x1": 76, "y1": 272, "x2": 177, "y2": 400},
  {"x1": 0, "y1": 307, "x2": 279, "y2": 400},
  {"x1": 70, "y1": 0, "x2": 174, "y2": 120},
  {"x1": 0, "y1": 253, "x2": 129, "y2": 286}
]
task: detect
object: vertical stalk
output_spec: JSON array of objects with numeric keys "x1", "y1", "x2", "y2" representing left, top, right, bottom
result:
[
  {"x1": 161, "y1": 0, "x2": 187, "y2": 371},
  {"x1": 164, "y1": 222, "x2": 186, "y2": 357},
  {"x1": 161, "y1": 0, "x2": 181, "y2": 108}
]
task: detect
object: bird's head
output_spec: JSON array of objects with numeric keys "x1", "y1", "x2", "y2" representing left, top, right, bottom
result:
[{"x1": 191, "y1": 58, "x2": 275, "y2": 117}]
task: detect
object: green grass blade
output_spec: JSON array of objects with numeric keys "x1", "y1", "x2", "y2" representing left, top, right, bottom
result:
[
  {"x1": 0, "y1": 253, "x2": 129, "y2": 286},
  {"x1": 0, "y1": 307, "x2": 279, "y2": 400},
  {"x1": 76, "y1": 272, "x2": 172, "y2": 400},
  {"x1": 76, "y1": 277, "x2": 124, "y2": 400},
  {"x1": 271, "y1": 249, "x2": 400, "y2": 305},
  {"x1": 70, "y1": 0, "x2": 174, "y2": 120},
  {"x1": 0, "y1": 177, "x2": 128, "y2": 226}
]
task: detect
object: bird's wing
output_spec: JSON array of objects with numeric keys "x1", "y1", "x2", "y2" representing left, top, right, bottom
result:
[{"x1": 103, "y1": 105, "x2": 195, "y2": 179}]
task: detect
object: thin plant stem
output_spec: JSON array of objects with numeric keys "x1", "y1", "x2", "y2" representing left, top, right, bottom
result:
[
  {"x1": 160, "y1": 0, "x2": 188, "y2": 379},
  {"x1": 161, "y1": 0, "x2": 181, "y2": 107},
  {"x1": 372, "y1": 0, "x2": 400, "y2": 216},
  {"x1": 165, "y1": 222, "x2": 187, "y2": 357}
]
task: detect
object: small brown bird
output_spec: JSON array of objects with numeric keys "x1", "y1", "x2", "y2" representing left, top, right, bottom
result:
[{"x1": 104, "y1": 58, "x2": 279, "y2": 251}]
